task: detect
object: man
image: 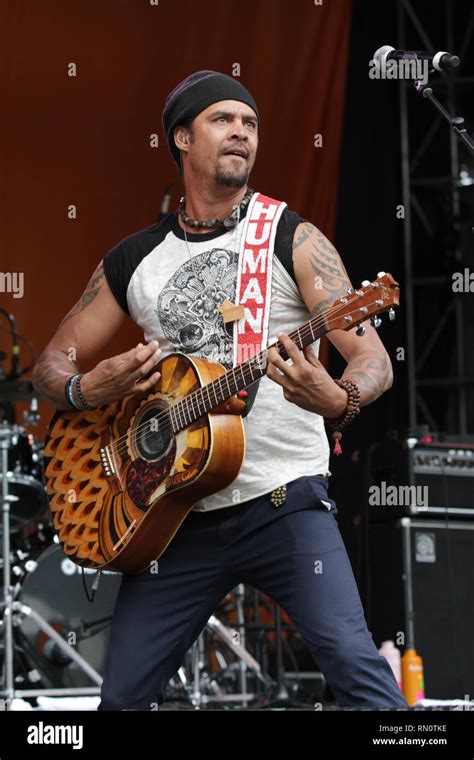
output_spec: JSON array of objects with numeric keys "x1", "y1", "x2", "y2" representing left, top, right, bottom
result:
[{"x1": 33, "y1": 70, "x2": 407, "y2": 710}]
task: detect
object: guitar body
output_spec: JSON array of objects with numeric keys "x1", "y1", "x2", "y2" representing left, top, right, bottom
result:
[{"x1": 43, "y1": 353, "x2": 245, "y2": 574}]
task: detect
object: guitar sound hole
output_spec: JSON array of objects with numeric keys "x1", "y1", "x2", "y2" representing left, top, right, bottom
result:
[{"x1": 134, "y1": 406, "x2": 172, "y2": 462}]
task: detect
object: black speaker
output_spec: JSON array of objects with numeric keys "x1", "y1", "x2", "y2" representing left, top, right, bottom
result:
[
  {"x1": 370, "y1": 437, "x2": 474, "y2": 518},
  {"x1": 367, "y1": 517, "x2": 474, "y2": 700}
]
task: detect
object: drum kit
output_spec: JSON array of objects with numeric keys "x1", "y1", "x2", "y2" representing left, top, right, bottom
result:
[
  {"x1": 0, "y1": 377, "x2": 123, "y2": 706},
  {"x1": 0, "y1": 376, "x2": 312, "y2": 710}
]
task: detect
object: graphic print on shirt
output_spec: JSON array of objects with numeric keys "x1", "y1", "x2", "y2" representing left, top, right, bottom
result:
[{"x1": 155, "y1": 247, "x2": 238, "y2": 369}]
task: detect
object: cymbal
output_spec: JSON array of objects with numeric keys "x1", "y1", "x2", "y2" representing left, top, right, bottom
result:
[{"x1": 0, "y1": 380, "x2": 37, "y2": 402}]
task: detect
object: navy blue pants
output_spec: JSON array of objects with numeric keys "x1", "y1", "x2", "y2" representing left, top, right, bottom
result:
[{"x1": 99, "y1": 475, "x2": 408, "y2": 710}]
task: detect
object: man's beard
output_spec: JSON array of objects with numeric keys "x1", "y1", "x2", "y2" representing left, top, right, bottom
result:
[{"x1": 214, "y1": 158, "x2": 249, "y2": 189}]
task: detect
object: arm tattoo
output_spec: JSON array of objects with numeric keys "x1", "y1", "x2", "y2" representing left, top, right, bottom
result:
[
  {"x1": 59, "y1": 261, "x2": 105, "y2": 327},
  {"x1": 32, "y1": 347, "x2": 80, "y2": 409},
  {"x1": 32, "y1": 262, "x2": 104, "y2": 407},
  {"x1": 292, "y1": 222, "x2": 314, "y2": 252},
  {"x1": 342, "y1": 351, "x2": 393, "y2": 405},
  {"x1": 297, "y1": 224, "x2": 393, "y2": 405},
  {"x1": 301, "y1": 223, "x2": 352, "y2": 320}
]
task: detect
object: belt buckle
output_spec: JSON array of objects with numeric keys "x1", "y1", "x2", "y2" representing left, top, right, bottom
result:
[{"x1": 270, "y1": 484, "x2": 287, "y2": 507}]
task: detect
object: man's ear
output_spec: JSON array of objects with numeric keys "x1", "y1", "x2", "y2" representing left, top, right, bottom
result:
[{"x1": 174, "y1": 125, "x2": 189, "y2": 151}]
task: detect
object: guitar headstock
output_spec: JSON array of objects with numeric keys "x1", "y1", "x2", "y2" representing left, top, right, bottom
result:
[{"x1": 325, "y1": 272, "x2": 400, "y2": 334}]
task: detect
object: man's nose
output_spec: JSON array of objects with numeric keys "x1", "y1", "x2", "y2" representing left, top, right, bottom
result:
[{"x1": 230, "y1": 120, "x2": 248, "y2": 140}]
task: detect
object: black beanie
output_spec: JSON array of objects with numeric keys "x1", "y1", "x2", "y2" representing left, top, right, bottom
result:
[{"x1": 162, "y1": 70, "x2": 260, "y2": 171}]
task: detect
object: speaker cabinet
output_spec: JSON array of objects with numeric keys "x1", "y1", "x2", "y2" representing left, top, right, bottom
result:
[{"x1": 367, "y1": 518, "x2": 474, "y2": 699}]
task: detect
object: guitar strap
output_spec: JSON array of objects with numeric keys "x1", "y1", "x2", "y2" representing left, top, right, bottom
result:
[{"x1": 233, "y1": 192, "x2": 287, "y2": 417}]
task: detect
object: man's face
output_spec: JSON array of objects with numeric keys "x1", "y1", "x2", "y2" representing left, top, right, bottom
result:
[{"x1": 179, "y1": 99, "x2": 258, "y2": 188}]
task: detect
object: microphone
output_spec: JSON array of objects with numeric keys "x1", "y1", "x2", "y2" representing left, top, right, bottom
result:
[
  {"x1": 0, "y1": 307, "x2": 20, "y2": 380},
  {"x1": 374, "y1": 45, "x2": 460, "y2": 72}
]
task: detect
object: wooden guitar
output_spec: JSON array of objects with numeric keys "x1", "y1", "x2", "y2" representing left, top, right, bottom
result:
[{"x1": 43, "y1": 273, "x2": 399, "y2": 574}]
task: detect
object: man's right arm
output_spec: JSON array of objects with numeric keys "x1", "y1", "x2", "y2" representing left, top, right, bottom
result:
[{"x1": 32, "y1": 260, "x2": 162, "y2": 409}]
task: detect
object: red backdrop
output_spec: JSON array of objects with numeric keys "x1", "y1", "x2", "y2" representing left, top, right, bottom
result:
[{"x1": 0, "y1": 0, "x2": 352, "y2": 436}]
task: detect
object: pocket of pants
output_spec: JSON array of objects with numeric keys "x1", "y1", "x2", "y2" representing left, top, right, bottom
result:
[{"x1": 303, "y1": 474, "x2": 337, "y2": 514}]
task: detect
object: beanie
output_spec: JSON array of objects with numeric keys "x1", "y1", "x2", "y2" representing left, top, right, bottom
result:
[{"x1": 162, "y1": 70, "x2": 259, "y2": 170}]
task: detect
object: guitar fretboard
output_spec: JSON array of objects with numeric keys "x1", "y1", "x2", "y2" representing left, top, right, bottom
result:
[{"x1": 168, "y1": 311, "x2": 329, "y2": 434}]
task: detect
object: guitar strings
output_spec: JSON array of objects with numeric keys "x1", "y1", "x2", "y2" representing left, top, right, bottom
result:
[
  {"x1": 105, "y1": 294, "x2": 384, "y2": 460},
  {"x1": 105, "y1": 301, "x2": 347, "y2": 458},
  {"x1": 106, "y1": 296, "x2": 381, "y2": 459}
]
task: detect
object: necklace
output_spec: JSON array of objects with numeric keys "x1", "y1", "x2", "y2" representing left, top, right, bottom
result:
[
  {"x1": 182, "y1": 201, "x2": 246, "y2": 358},
  {"x1": 181, "y1": 189, "x2": 249, "y2": 277},
  {"x1": 178, "y1": 187, "x2": 254, "y2": 230},
  {"x1": 182, "y1": 204, "x2": 244, "y2": 279}
]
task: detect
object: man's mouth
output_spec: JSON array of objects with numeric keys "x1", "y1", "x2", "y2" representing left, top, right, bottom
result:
[{"x1": 223, "y1": 149, "x2": 248, "y2": 159}]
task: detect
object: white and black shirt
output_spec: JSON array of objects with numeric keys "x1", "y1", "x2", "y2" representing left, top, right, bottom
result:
[{"x1": 103, "y1": 199, "x2": 330, "y2": 511}]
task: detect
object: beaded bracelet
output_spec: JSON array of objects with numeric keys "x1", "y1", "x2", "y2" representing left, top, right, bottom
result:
[
  {"x1": 65, "y1": 374, "x2": 82, "y2": 410},
  {"x1": 325, "y1": 378, "x2": 361, "y2": 456},
  {"x1": 75, "y1": 374, "x2": 95, "y2": 411},
  {"x1": 64, "y1": 373, "x2": 95, "y2": 411}
]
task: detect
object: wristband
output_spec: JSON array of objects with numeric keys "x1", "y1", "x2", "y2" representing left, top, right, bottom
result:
[
  {"x1": 65, "y1": 374, "x2": 82, "y2": 410},
  {"x1": 75, "y1": 374, "x2": 95, "y2": 411}
]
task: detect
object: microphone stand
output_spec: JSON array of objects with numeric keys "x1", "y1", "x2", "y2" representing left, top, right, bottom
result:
[
  {"x1": 0, "y1": 309, "x2": 20, "y2": 381},
  {"x1": 414, "y1": 77, "x2": 474, "y2": 155}
]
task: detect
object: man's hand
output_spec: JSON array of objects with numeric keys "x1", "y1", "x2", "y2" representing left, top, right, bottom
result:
[
  {"x1": 266, "y1": 332, "x2": 347, "y2": 417},
  {"x1": 81, "y1": 341, "x2": 162, "y2": 407}
]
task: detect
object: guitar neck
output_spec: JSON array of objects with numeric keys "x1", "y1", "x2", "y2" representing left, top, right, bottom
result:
[
  {"x1": 170, "y1": 312, "x2": 329, "y2": 434},
  {"x1": 168, "y1": 272, "x2": 400, "y2": 434}
]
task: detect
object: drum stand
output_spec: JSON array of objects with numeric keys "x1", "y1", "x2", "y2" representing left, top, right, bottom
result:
[
  {"x1": 177, "y1": 584, "x2": 270, "y2": 709},
  {"x1": 0, "y1": 426, "x2": 102, "y2": 709}
]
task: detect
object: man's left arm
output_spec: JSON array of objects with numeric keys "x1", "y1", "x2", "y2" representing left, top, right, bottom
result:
[{"x1": 266, "y1": 222, "x2": 393, "y2": 417}]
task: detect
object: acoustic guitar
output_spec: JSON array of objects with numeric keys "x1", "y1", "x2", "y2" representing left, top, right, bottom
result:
[{"x1": 43, "y1": 273, "x2": 399, "y2": 574}]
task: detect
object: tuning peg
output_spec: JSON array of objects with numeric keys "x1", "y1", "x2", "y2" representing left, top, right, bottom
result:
[
  {"x1": 361, "y1": 280, "x2": 370, "y2": 287},
  {"x1": 371, "y1": 315, "x2": 382, "y2": 329},
  {"x1": 388, "y1": 308, "x2": 396, "y2": 321},
  {"x1": 356, "y1": 325, "x2": 366, "y2": 337},
  {"x1": 377, "y1": 271, "x2": 386, "y2": 277},
  {"x1": 347, "y1": 287, "x2": 354, "y2": 294}
]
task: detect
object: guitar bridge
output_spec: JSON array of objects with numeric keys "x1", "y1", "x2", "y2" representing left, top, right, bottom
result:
[
  {"x1": 100, "y1": 445, "x2": 116, "y2": 477},
  {"x1": 99, "y1": 428, "x2": 125, "y2": 495}
]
